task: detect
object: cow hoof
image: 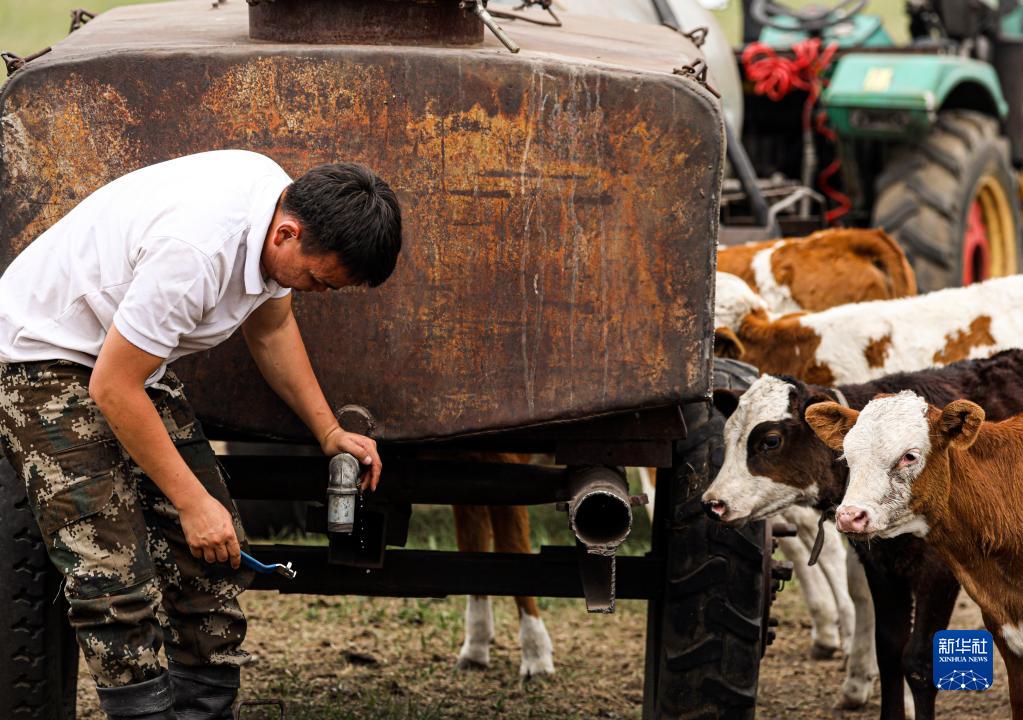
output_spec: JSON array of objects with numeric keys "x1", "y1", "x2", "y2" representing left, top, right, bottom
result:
[
  {"x1": 518, "y1": 614, "x2": 554, "y2": 679},
  {"x1": 836, "y1": 676, "x2": 874, "y2": 709},
  {"x1": 519, "y1": 655, "x2": 555, "y2": 679},
  {"x1": 809, "y1": 641, "x2": 839, "y2": 660},
  {"x1": 456, "y1": 643, "x2": 491, "y2": 671},
  {"x1": 455, "y1": 654, "x2": 490, "y2": 672}
]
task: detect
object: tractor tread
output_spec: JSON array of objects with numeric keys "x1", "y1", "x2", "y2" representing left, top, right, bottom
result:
[
  {"x1": 0, "y1": 457, "x2": 78, "y2": 719},
  {"x1": 647, "y1": 364, "x2": 767, "y2": 719},
  {"x1": 873, "y1": 110, "x2": 1021, "y2": 291}
]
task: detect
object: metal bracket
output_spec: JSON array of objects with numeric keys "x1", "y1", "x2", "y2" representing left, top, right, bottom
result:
[
  {"x1": 682, "y1": 25, "x2": 709, "y2": 48},
  {"x1": 489, "y1": 0, "x2": 561, "y2": 27},
  {"x1": 69, "y1": 9, "x2": 96, "y2": 33},
  {"x1": 673, "y1": 58, "x2": 720, "y2": 98},
  {"x1": 577, "y1": 542, "x2": 616, "y2": 613},
  {"x1": 2, "y1": 48, "x2": 52, "y2": 77},
  {"x1": 336, "y1": 404, "x2": 376, "y2": 436},
  {"x1": 461, "y1": 1, "x2": 520, "y2": 53}
]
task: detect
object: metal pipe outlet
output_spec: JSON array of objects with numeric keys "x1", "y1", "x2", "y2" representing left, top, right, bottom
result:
[
  {"x1": 327, "y1": 453, "x2": 361, "y2": 534},
  {"x1": 565, "y1": 467, "x2": 633, "y2": 556}
]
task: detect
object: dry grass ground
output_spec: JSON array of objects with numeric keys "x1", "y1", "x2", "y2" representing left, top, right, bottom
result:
[
  {"x1": 73, "y1": 504, "x2": 1013, "y2": 719},
  {"x1": 757, "y1": 571, "x2": 1011, "y2": 719}
]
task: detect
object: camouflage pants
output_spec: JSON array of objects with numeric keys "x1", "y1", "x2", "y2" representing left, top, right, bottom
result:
[{"x1": 0, "y1": 360, "x2": 253, "y2": 688}]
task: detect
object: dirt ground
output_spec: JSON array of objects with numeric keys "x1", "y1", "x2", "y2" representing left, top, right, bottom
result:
[
  {"x1": 755, "y1": 582, "x2": 1010, "y2": 719},
  {"x1": 73, "y1": 503, "x2": 1012, "y2": 718},
  {"x1": 74, "y1": 579, "x2": 1012, "y2": 720}
]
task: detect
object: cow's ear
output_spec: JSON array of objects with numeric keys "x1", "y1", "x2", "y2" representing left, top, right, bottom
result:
[
  {"x1": 714, "y1": 327, "x2": 745, "y2": 359},
  {"x1": 804, "y1": 402, "x2": 860, "y2": 451},
  {"x1": 712, "y1": 388, "x2": 744, "y2": 419},
  {"x1": 939, "y1": 399, "x2": 984, "y2": 450},
  {"x1": 801, "y1": 391, "x2": 835, "y2": 417}
]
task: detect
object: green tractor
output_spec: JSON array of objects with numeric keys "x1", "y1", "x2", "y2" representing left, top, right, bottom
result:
[{"x1": 729, "y1": 0, "x2": 1023, "y2": 291}]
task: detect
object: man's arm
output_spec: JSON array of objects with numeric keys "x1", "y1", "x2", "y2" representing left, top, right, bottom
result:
[
  {"x1": 242, "y1": 294, "x2": 382, "y2": 490},
  {"x1": 90, "y1": 326, "x2": 241, "y2": 567}
]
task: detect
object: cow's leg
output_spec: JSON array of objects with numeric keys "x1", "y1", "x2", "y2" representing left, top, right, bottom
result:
[
  {"x1": 775, "y1": 533, "x2": 842, "y2": 658},
  {"x1": 453, "y1": 505, "x2": 495, "y2": 670},
  {"x1": 902, "y1": 574, "x2": 959, "y2": 720},
  {"x1": 838, "y1": 549, "x2": 878, "y2": 709},
  {"x1": 1001, "y1": 643, "x2": 1023, "y2": 720},
  {"x1": 780, "y1": 506, "x2": 845, "y2": 658},
  {"x1": 488, "y1": 504, "x2": 554, "y2": 677},
  {"x1": 981, "y1": 611, "x2": 1023, "y2": 720},
  {"x1": 809, "y1": 522, "x2": 856, "y2": 657},
  {"x1": 862, "y1": 560, "x2": 912, "y2": 720}
]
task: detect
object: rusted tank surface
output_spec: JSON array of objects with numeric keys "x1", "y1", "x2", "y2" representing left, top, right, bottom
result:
[{"x1": 0, "y1": 1, "x2": 723, "y2": 442}]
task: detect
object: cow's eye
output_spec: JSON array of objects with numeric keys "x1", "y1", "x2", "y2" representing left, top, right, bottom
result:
[
  {"x1": 896, "y1": 450, "x2": 920, "y2": 469},
  {"x1": 759, "y1": 433, "x2": 782, "y2": 452}
]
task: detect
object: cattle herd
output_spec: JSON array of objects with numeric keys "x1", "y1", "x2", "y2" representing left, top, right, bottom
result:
[
  {"x1": 437, "y1": 227, "x2": 1021, "y2": 718},
  {"x1": 704, "y1": 228, "x2": 1023, "y2": 719}
]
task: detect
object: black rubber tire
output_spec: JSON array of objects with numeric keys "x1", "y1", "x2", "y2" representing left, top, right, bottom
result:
[
  {"x1": 0, "y1": 457, "x2": 79, "y2": 720},
  {"x1": 643, "y1": 360, "x2": 767, "y2": 720},
  {"x1": 873, "y1": 109, "x2": 1022, "y2": 292}
]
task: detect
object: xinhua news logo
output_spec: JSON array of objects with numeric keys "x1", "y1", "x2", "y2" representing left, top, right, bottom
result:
[{"x1": 933, "y1": 630, "x2": 994, "y2": 691}]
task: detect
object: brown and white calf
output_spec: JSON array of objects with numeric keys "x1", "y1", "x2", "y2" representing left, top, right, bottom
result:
[
  {"x1": 447, "y1": 453, "x2": 554, "y2": 677},
  {"x1": 453, "y1": 503, "x2": 553, "y2": 676},
  {"x1": 806, "y1": 392, "x2": 1023, "y2": 719},
  {"x1": 717, "y1": 228, "x2": 916, "y2": 314},
  {"x1": 714, "y1": 274, "x2": 1023, "y2": 383},
  {"x1": 703, "y1": 239, "x2": 920, "y2": 665},
  {"x1": 704, "y1": 349, "x2": 1023, "y2": 719}
]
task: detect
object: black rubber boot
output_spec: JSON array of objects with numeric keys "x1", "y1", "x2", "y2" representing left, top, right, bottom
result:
[
  {"x1": 96, "y1": 671, "x2": 176, "y2": 720},
  {"x1": 168, "y1": 661, "x2": 240, "y2": 720}
]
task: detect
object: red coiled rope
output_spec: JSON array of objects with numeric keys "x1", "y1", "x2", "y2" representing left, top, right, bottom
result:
[{"x1": 741, "y1": 38, "x2": 851, "y2": 224}]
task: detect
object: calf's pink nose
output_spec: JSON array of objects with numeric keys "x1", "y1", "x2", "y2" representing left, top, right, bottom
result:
[{"x1": 836, "y1": 506, "x2": 869, "y2": 534}]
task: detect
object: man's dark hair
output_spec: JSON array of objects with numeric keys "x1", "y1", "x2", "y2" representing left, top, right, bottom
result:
[{"x1": 283, "y1": 163, "x2": 402, "y2": 287}]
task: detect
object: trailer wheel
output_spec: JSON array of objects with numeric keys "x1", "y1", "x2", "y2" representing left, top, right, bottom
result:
[
  {"x1": 873, "y1": 109, "x2": 1021, "y2": 291},
  {"x1": 643, "y1": 360, "x2": 768, "y2": 719},
  {"x1": 0, "y1": 456, "x2": 78, "y2": 720}
]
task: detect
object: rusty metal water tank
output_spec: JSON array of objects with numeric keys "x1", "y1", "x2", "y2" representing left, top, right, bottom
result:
[{"x1": 0, "y1": 0, "x2": 724, "y2": 442}]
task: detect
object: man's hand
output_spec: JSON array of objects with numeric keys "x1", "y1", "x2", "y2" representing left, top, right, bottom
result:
[
  {"x1": 244, "y1": 297, "x2": 383, "y2": 492},
  {"x1": 178, "y1": 491, "x2": 242, "y2": 568},
  {"x1": 321, "y1": 426, "x2": 381, "y2": 492},
  {"x1": 93, "y1": 326, "x2": 243, "y2": 569}
]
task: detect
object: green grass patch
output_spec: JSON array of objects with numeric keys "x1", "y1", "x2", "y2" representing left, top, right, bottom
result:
[{"x1": 0, "y1": 1, "x2": 170, "y2": 58}]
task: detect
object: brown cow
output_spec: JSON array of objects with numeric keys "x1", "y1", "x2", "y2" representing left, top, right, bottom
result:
[
  {"x1": 717, "y1": 228, "x2": 916, "y2": 314},
  {"x1": 806, "y1": 393, "x2": 1023, "y2": 719},
  {"x1": 704, "y1": 348, "x2": 1023, "y2": 718},
  {"x1": 446, "y1": 454, "x2": 554, "y2": 677}
]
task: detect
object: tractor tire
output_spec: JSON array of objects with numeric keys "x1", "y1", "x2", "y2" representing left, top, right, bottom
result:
[
  {"x1": 644, "y1": 360, "x2": 770, "y2": 720},
  {"x1": 0, "y1": 456, "x2": 79, "y2": 720},
  {"x1": 873, "y1": 109, "x2": 1021, "y2": 292}
]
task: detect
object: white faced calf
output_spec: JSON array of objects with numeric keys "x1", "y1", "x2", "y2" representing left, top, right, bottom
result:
[{"x1": 807, "y1": 392, "x2": 1023, "y2": 718}]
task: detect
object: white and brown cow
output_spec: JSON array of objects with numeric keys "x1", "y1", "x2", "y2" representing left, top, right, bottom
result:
[
  {"x1": 704, "y1": 348, "x2": 1023, "y2": 719},
  {"x1": 718, "y1": 228, "x2": 916, "y2": 314},
  {"x1": 451, "y1": 230, "x2": 920, "y2": 678},
  {"x1": 447, "y1": 454, "x2": 554, "y2": 677},
  {"x1": 806, "y1": 392, "x2": 1023, "y2": 719},
  {"x1": 714, "y1": 274, "x2": 1023, "y2": 384}
]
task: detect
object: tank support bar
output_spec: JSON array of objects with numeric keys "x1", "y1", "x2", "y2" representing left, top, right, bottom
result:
[
  {"x1": 224, "y1": 455, "x2": 574, "y2": 505},
  {"x1": 247, "y1": 544, "x2": 662, "y2": 601}
]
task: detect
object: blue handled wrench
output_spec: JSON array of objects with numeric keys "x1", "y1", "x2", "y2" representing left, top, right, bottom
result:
[{"x1": 239, "y1": 550, "x2": 297, "y2": 579}]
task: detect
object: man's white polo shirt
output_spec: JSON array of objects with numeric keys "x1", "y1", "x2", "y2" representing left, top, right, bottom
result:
[{"x1": 0, "y1": 149, "x2": 292, "y2": 385}]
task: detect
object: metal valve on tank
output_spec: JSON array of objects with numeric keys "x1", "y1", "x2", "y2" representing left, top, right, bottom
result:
[{"x1": 327, "y1": 453, "x2": 361, "y2": 534}]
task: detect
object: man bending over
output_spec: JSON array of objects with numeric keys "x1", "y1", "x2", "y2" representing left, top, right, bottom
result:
[{"x1": 0, "y1": 150, "x2": 401, "y2": 720}]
